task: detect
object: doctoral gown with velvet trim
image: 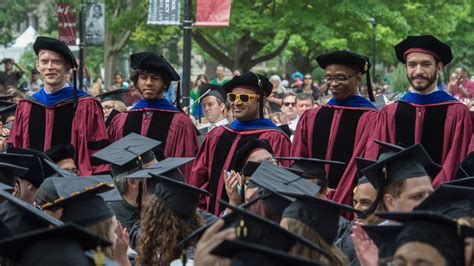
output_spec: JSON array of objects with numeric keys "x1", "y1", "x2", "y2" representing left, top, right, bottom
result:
[
  {"x1": 9, "y1": 94, "x2": 109, "y2": 176},
  {"x1": 291, "y1": 96, "x2": 378, "y2": 205},
  {"x1": 107, "y1": 104, "x2": 198, "y2": 179},
  {"x1": 189, "y1": 123, "x2": 291, "y2": 215},
  {"x1": 365, "y1": 91, "x2": 472, "y2": 187}
]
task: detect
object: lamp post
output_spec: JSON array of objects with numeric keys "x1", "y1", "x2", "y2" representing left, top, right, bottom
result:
[
  {"x1": 182, "y1": 0, "x2": 193, "y2": 106},
  {"x1": 368, "y1": 17, "x2": 376, "y2": 81}
]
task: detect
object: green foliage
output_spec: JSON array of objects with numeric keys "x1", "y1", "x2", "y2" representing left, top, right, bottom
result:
[
  {"x1": 18, "y1": 44, "x2": 36, "y2": 74},
  {"x1": 12, "y1": 0, "x2": 474, "y2": 82},
  {"x1": 0, "y1": 1, "x2": 36, "y2": 45},
  {"x1": 386, "y1": 64, "x2": 410, "y2": 93}
]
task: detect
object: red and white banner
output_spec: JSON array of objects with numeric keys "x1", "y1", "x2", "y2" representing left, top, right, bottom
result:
[
  {"x1": 57, "y1": 3, "x2": 76, "y2": 45},
  {"x1": 196, "y1": 0, "x2": 232, "y2": 27}
]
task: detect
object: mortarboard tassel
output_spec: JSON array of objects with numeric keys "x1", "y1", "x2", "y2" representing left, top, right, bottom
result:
[
  {"x1": 359, "y1": 177, "x2": 386, "y2": 219},
  {"x1": 73, "y1": 69, "x2": 78, "y2": 109},
  {"x1": 176, "y1": 81, "x2": 182, "y2": 112},
  {"x1": 366, "y1": 64, "x2": 375, "y2": 102}
]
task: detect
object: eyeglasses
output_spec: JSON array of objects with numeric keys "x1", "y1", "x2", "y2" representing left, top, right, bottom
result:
[
  {"x1": 283, "y1": 102, "x2": 296, "y2": 107},
  {"x1": 304, "y1": 77, "x2": 312, "y2": 80},
  {"x1": 227, "y1": 93, "x2": 259, "y2": 103},
  {"x1": 322, "y1": 75, "x2": 356, "y2": 84}
]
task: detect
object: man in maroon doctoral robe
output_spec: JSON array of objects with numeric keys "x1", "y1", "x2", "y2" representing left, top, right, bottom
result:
[
  {"x1": 365, "y1": 35, "x2": 472, "y2": 187},
  {"x1": 189, "y1": 72, "x2": 291, "y2": 215},
  {"x1": 108, "y1": 52, "x2": 198, "y2": 178},
  {"x1": 291, "y1": 51, "x2": 378, "y2": 206},
  {"x1": 8, "y1": 36, "x2": 109, "y2": 175}
]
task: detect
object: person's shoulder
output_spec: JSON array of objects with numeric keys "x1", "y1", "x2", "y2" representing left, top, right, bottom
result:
[{"x1": 173, "y1": 111, "x2": 196, "y2": 124}]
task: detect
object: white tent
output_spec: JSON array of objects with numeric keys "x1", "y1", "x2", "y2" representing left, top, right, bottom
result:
[
  {"x1": 12, "y1": 25, "x2": 36, "y2": 48},
  {"x1": 0, "y1": 26, "x2": 37, "y2": 62}
]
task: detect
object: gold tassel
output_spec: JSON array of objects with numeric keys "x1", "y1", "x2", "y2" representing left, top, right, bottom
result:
[{"x1": 94, "y1": 246, "x2": 105, "y2": 266}]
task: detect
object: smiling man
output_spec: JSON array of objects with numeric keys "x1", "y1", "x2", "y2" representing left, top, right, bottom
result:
[
  {"x1": 108, "y1": 52, "x2": 198, "y2": 178},
  {"x1": 8, "y1": 36, "x2": 109, "y2": 175},
  {"x1": 365, "y1": 35, "x2": 472, "y2": 187},
  {"x1": 292, "y1": 50, "x2": 378, "y2": 206},
  {"x1": 189, "y1": 72, "x2": 291, "y2": 215}
]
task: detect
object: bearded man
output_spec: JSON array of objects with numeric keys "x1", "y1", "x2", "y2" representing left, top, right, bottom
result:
[{"x1": 365, "y1": 35, "x2": 472, "y2": 187}]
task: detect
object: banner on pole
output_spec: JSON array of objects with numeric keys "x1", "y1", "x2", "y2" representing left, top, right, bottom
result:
[
  {"x1": 57, "y1": 3, "x2": 76, "y2": 45},
  {"x1": 85, "y1": 3, "x2": 105, "y2": 45},
  {"x1": 147, "y1": 0, "x2": 181, "y2": 25},
  {"x1": 196, "y1": 0, "x2": 231, "y2": 27}
]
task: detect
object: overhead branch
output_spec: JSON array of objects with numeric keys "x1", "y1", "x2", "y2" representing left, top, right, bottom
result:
[{"x1": 249, "y1": 35, "x2": 290, "y2": 66}]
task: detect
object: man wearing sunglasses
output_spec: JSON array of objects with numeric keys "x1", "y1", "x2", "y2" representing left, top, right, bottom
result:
[
  {"x1": 365, "y1": 35, "x2": 472, "y2": 187},
  {"x1": 189, "y1": 72, "x2": 291, "y2": 215},
  {"x1": 292, "y1": 50, "x2": 378, "y2": 206},
  {"x1": 107, "y1": 52, "x2": 198, "y2": 178}
]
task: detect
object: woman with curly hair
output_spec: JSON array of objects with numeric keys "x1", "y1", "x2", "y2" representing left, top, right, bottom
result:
[{"x1": 136, "y1": 174, "x2": 212, "y2": 266}]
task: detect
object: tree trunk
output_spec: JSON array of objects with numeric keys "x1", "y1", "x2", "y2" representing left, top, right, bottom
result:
[
  {"x1": 193, "y1": 29, "x2": 289, "y2": 73},
  {"x1": 104, "y1": 48, "x2": 119, "y2": 88}
]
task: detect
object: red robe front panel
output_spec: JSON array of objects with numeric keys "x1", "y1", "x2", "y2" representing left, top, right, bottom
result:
[
  {"x1": 189, "y1": 126, "x2": 291, "y2": 215},
  {"x1": 365, "y1": 101, "x2": 472, "y2": 187},
  {"x1": 291, "y1": 105, "x2": 378, "y2": 205},
  {"x1": 107, "y1": 108, "x2": 199, "y2": 179},
  {"x1": 9, "y1": 97, "x2": 109, "y2": 176}
]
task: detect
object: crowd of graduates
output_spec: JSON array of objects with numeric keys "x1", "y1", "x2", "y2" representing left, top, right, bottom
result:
[{"x1": 0, "y1": 34, "x2": 472, "y2": 266}]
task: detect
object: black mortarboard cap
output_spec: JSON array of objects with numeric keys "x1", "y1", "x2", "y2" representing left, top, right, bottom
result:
[
  {"x1": 276, "y1": 156, "x2": 345, "y2": 180},
  {"x1": 218, "y1": 199, "x2": 329, "y2": 256},
  {"x1": 33, "y1": 36, "x2": 78, "y2": 69},
  {"x1": 92, "y1": 133, "x2": 160, "y2": 175},
  {"x1": 316, "y1": 50, "x2": 371, "y2": 74},
  {"x1": 362, "y1": 225, "x2": 402, "y2": 258},
  {"x1": 446, "y1": 176, "x2": 474, "y2": 188},
  {"x1": 0, "y1": 182, "x2": 13, "y2": 191},
  {"x1": 41, "y1": 177, "x2": 115, "y2": 226},
  {"x1": 281, "y1": 193, "x2": 362, "y2": 243},
  {"x1": 94, "y1": 175, "x2": 124, "y2": 202},
  {"x1": 125, "y1": 157, "x2": 194, "y2": 179},
  {"x1": 242, "y1": 161, "x2": 304, "y2": 178},
  {"x1": 130, "y1": 52, "x2": 180, "y2": 81},
  {"x1": 223, "y1": 72, "x2": 273, "y2": 119},
  {"x1": 211, "y1": 239, "x2": 322, "y2": 266},
  {"x1": 376, "y1": 211, "x2": 473, "y2": 266},
  {"x1": 223, "y1": 72, "x2": 272, "y2": 96},
  {"x1": 355, "y1": 157, "x2": 376, "y2": 180},
  {"x1": 152, "y1": 174, "x2": 212, "y2": 220},
  {"x1": 0, "y1": 103, "x2": 17, "y2": 124},
  {"x1": 362, "y1": 143, "x2": 439, "y2": 190},
  {"x1": 1, "y1": 149, "x2": 53, "y2": 188},
  {"x1": 0, "y1": 96, "x2": 15, "y2": 101},
  {"x1": 0, "y1": 189, "x2": 63, "y2": 233},
  {"x1": 248, "y1": 161, "x2": 320, "y2": 197},
  {"x1": 316, "y1": 50, "x2": 374, "y2": 102},
  {"x1": 414, "y1": 184, "x2": 474, "y2": 219},
  {"x1": 454, "y1": 152, "x2": 474, "y2": 180},
  {"x1": 230, "y1": 138, "x2": 274, "y2": 173},
  {"x1": 0, "y1": 223, "x2": 111, "y2": 263},
  {"x1": 394, "y1": 35, "x2": 453, "y2": 65},
  {"x1": 0, "y1": 162, "x2": 28, "y2": 184},
  {"x1": 45, "y1": 144, "x2": 75, "y2": 163},
  {"x1": 200, "y1": 83, "x2": 226, "y2": 103},
  {"x1": 96, "y1": 89, "x2": 127, "y2": 103}
]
